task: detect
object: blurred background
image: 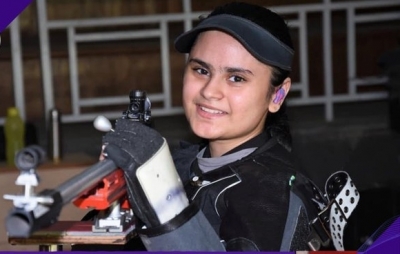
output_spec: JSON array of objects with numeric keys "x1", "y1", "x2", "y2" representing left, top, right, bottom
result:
[{"x1": 0, "y1": 0, "x2": 400, "y2": 251}]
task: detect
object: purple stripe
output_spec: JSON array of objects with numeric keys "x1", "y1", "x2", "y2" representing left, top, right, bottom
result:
[
  {"x1": 364, "y1": 217, "x2": 400, "y2": 253},
  {"x1": 0, "y1": 0, "x2": 33, "y2": 32}
]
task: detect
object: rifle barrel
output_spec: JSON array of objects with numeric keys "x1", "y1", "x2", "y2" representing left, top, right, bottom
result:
[
  {"x1": 5, "y1": 159, "x2": 118, "y2": 238},
  {"x1": 57, "y1": 159, "x2": 117, "y2": 204}
]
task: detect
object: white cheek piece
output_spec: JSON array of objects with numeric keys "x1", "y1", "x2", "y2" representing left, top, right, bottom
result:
[
  {"x1": 136, "y1": 139, "x2": 189, "y2": 224},
  {"x1": 325, "y1": 171, "x2": 360, "y2": 251}
]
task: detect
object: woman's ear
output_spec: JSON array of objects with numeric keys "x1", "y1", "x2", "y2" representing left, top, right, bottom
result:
[{"x1": 268, "y1": 77, "x2": 291, "y2": 113}]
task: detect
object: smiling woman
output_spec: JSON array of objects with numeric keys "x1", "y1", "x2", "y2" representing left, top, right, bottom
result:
[{"x1": 169, "y1": 3, "x2": 318, "y2": 251}]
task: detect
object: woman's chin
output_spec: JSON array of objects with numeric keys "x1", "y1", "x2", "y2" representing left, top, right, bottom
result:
[{"x1": 192, "y1": 127, "x2": 220, "y2": 140}]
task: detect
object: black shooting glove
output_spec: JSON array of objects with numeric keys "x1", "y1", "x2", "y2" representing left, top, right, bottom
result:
[
  {"x1": 103, "y1": 118, "x2": 225, "y2": 252},
  {"x1": 102, "y1": 118, "x2": 164, "y2": 227}
]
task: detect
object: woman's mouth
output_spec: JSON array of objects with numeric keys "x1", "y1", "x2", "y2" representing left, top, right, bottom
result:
[
  {"x1": 200, "y1": 106, "x2": 224, "y2": 114},
  {"x1": 200, "y1": 106, "x2": 225, "y2": 114}
]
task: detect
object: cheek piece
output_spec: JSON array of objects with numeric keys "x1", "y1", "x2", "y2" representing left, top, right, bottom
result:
[{"x1": 273, "y1": 88, "x2": 285, "y2": 104}]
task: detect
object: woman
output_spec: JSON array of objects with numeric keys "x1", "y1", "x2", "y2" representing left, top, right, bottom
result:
[
  {"x1": 170, "y1": 2, "x2": 316, "y2": 251},
  {"x1": 99, "y1": 1, "x2": 349, "y2": 252}
]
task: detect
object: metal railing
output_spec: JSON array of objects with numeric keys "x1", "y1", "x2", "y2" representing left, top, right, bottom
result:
[
  {"x1": 3, "y1": 0, "x2": 400, "y2": 124},
  {"x1": 1, "y1": 18, "x2": 26, "y2": 124},
  {"x1": 272, "y1": 0, "x2": 398, "y2": 121}
]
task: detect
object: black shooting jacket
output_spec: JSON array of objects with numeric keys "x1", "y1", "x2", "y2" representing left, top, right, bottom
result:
[{"x1": 172, "y1": 135, "x2": 324, "y2": 251}]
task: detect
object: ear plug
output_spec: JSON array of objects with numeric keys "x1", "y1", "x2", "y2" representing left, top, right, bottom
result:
[{"x1": 273, "y1": 88, "x2": 285, "y2": 104}]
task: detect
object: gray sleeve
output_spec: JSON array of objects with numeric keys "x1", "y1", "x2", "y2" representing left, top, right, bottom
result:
[{"x1": 137, "y1": 203, "x2": 226, "y2": 251}]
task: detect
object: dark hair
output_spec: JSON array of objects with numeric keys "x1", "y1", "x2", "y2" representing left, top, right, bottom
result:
[{"x1": 209, "y1": 2, "x2": 293, "y2": 150}]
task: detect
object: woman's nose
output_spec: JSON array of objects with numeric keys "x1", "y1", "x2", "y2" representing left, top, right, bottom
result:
[{"x1": 200, "y1": 77, "x2": 223, "y2": 100}]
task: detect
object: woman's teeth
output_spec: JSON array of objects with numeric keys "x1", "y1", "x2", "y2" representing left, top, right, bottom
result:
[{"x1": 200, "y1": 106, "x2": 224, "y2": 114}]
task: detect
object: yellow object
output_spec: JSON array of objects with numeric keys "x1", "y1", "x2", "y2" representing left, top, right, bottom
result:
[{"x1": 4, "y1": 107, "x2": 25, "y2": 167}]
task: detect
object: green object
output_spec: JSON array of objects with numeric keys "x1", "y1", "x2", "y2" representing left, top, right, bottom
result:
[
  {"x1": 4, "y1": 107, "x2": 25, "y2": 167},
  {"x1": 289, "y1": 175, "x2": 296, "y2": 186}
]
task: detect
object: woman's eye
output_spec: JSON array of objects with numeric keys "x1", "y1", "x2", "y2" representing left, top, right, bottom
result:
[
  {"x1": 228, "y1": 75, "x2": 245, "y2": 82},
  {"x1": 193, "y1": 67, "x2": 209, "y2": 76}
]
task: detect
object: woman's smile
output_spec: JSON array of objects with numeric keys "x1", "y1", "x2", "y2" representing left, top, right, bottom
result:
[{"x1": 197, "y1": 104, "x2": 227, "y2": 117}]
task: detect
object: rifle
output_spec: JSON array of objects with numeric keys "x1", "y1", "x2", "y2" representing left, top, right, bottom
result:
[{"x1": 3, "y1": 90, "x2": 151, "y2": 240}]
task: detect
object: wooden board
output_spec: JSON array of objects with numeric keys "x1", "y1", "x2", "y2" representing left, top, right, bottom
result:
[{"x1": 8, "y1": 221, "x2": 136, "y2": 246}]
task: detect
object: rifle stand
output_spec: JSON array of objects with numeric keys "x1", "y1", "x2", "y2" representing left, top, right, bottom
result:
[{"x1": 8, "y1": 220, "x2": 137, "y2": 252}]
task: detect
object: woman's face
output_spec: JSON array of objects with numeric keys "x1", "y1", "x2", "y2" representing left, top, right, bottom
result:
[{"x1": 183, "y1": 30, "x2": 276, "y2": 154}]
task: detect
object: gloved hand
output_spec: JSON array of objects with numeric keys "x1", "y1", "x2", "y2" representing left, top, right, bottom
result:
[
  {"x1": 103, "y1": 118, "x2": 225, "y2": 251},
  {"x1": 102, "y1": 118, "x2": 189, "y2": 227}
]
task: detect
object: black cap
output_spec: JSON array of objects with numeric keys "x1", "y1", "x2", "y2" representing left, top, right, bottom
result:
[{"x1": 174, "y1": 14, "x2": 294, "y2": 71}]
